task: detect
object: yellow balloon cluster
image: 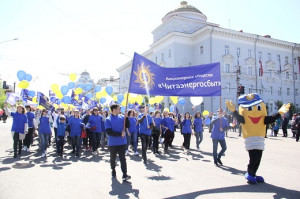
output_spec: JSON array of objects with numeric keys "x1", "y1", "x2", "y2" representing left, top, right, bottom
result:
[
  {"x1": 18, "y1": 80, "x2": 29, "y2": 89},
  {"x1": 170, "y1": 96, "x2": 178, "y2": 104},
  {"x1": 203, "y1": 110, "x2": 209, "y2": 116},
  {"x1": 69, "y1": 73, "x2": 77, "y2": 82},
  {"x1": 75, "y1": 88, "x2": 83, "y2": 95}
]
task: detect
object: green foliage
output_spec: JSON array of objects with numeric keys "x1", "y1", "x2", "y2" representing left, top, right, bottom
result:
[
  {"x1": 0, "y1": 85, "x2": 7, "y2": 109},
  {"x1": 275, "y1": 100, "x2": 283, "y2": 110}
]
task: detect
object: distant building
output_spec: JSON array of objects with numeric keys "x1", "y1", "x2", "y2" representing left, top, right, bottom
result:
[
  {"x1": 96, "y1": 76, "x2": 120, "y2": 95},
  {"x1": 117, "y1": 1, "x2": 300, "y2": 114},
  {"x1": 77, "y1": 71, "x2": 94, "y2": 85}
]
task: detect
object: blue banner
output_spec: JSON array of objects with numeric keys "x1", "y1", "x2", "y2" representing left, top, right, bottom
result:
[
  {"x1": 128, "y1": 53, "x2": 221, "y2": 96},
  {"x1": 39, "y1": 96, "x2": 55, "y2": 111}
]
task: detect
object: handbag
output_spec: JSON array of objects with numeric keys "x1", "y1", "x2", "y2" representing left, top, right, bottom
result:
[
  {"x1": 81, "y1": 130, "x2": 87, "y2": 138},
  {"x1": 90, "y1": 126, "x2": 97, "y2": 131}
]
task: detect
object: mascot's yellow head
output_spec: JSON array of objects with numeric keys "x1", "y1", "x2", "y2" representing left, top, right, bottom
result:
[{"x1": 238, "y1": 93, "x2": 267, "y2": 138}]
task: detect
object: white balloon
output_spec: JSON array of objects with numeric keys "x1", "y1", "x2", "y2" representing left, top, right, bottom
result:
[{"x1": 190, "y1": 97, "x2": 203, "y2": 106}]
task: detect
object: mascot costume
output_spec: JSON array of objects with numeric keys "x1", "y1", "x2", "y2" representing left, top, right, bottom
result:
[{"x1": 226, "y1": 93, "x2": 290, "y2": 184}]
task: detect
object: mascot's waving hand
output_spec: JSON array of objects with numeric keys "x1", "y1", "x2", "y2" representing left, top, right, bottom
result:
[{"x1": 226, "y1": 93, "x2": 290, "y2": 184}]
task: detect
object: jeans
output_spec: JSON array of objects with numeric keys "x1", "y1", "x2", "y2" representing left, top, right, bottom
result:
[
  {"x1": 57, "y1": 136, "x2": 64, "y2": 154},
  {"x1": 54, "y1": 127, "x2": 57, "y2": 144},
  {"x1": 152, "y1": 130, "x2": 159, "y2": 153},
  {"x1": 72, "y1": 136, "x2": 80, "y2": 153},
  {"x1": 131, "y1": 132, "x2": 138, "y2": 152},
  {"x1": 93, "y1": 132, "x2": 101, "y2": 151},
  {"x1": 164, "y1": 130, "x2": 173, "y2": 150},
  {"x1": 126, "y1": 133, "x2": 131, "y2": 151},
  {"x1": 101, "y1": 132, "x2": 106, "y2": 149},
  {"x1": 13, "y1": 132, "x2": 22, "y2": 156},
  {"x1": 195, "y1": 131, "x2": 203, "y2": 149},
  {"x1": 182, "y1": 133, "x2": 191, "y2": 149},
  {"x1": 23, "y1": 127, "x2": 34, "y2": 148},
  {"x1": 248, "y1": 150, "x2": 263, "y2": 176},
  {"x1": 212, "y1": 138, "x2": 227, "y2": 162},
  {"x1": 40, "y1": 133, "x2": 50, "y2": 153},
  {"x1": 109, "y1": 145, "x2": 127, "y2": 176},
  {"x1": 140, "y1": 134, "x2": 150, "y2": 161}
]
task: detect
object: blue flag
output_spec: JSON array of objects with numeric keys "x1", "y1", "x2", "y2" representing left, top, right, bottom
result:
[
  {"x1": 128, "y1": 53, "x2": 221, "y2": 96},
  {"x1": 39, "y1": 96, "x2": 55, "y2": 111},
  {"x1": 37, "y1": 92, "x2": 48, "y2": 103}
]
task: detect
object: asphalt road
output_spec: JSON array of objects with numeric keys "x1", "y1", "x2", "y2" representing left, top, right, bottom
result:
[{"x1": 0, "y1": 118, "x2": 299, "y2": 199}]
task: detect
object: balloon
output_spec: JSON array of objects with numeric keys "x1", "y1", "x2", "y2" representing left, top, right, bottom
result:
[
  {"x1": 170, "y1": 96, "x2": 178, "y2": 104},
  {"x1": 68, "y1": 82, "x2": 75, "y2": 89},
  {"x1": 149, "y1": 97, "x2": 155, "y2": 105},
  {"x1": 62, "y1": 96, "x2": 71, "y2": 104},
  {"x1": 24, "y1": 74, "x2": 32, "y2": 82},
  {"x1": 76, "y1": 83, "x2": 84, "y2": 89},
  {"x1": 100, "y1": 97, "x2": 106, "y2": 104},
  {"x1": 112, "y1": 95, "x2": 118, "y2": 102},
  {"x1": 117, "y1": 94, "x2": 124, "y2": 102},
  {"x1": 84, "y1": 83, "x2": 93, "y2": 92},
  {"x1": 28, "y1": 90, "x2": 35, "y2": 97},
  {"x1": 32, "y1": 96, "x2": 37, "y2": 103},
  {"x1": 105, "y1": 86, "x2": 113, "y2": 95},
  {"x1": 203, "y1": 110, "x2": 209, "y2": 116},
  {"x1": 17, "y1": 70, "x2": 26, "y2": 81},
  {"x1": 75, "y1": 88, "x2": 83, "y2": 95},
  {"x1": 61, "y1": 85, "x2": 69, "y2": 96},
  {"x1": 38, "y1": 105, "x2": 45, "y2": 109},
  {"x1": 120, "y1": 106, "x2": 125, "y2": 114},
  {"x1": 121, "y1": 100, "x2": 126, "y2": 106},
  {"x1": 190, "y1": 97, "x2": 203, "y2": 106},
  {"x1": 170, "y1": 106, "x2": 175, "y2": 112},
  {"x1": 86, "y1": 93, "x2": 93, "y2": 99},
  {"x1": 69, "y1": 73, "x2": 77, "y2": 82},
  {"x1": 56, "y1": 91, "x2": 64, "y2": 99},
  {"x1": 57, "y1": 99, "x2": 62, "y2": 105},
  {"x1": 163, "y1": 108, "x2": 169, "y2": 113},
  {"x1": 69, "y1": 104, "x2": 75, "y2": 109},
  {"x1": 53, "y1": 104, "x2": 59, "y2": 109},
  {"x1": 136, "y1": 95, "x2": 143, "y2": 104},
  {"x1": 51, "y1": 84, "x2": 59, "y2": 92},
  {"x1": 149, "y1": 107, "x2": 155, "y2": 112},
  {"x1": 178, "y1": 98, "x2": 186, "y2": 106},
  {"x1": 94, "y1": 85, "x2": 101, "y2": 92},
  {"x1": 18, "y1": 80, "x2": 29, "y2": 89},
  {"x1": 129, "y1": 97, "x2": 135, "y2": 104},
  {"x1": 96, "y1": 92, "x2": 102, "y2": 99},
  {"x1": 155, "y1": 96, "x2": 164, "y2": 103}
]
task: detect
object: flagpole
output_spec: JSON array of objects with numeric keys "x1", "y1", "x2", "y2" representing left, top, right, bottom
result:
[{"x1": 220, "y1": 95, "x2": 222, "y2": 129}]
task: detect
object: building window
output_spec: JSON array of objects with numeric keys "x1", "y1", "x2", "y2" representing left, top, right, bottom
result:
[
  {"x1": 162, "y1": 53, "x2": 164, "y2": 61},
  {"x1": 296, "y1": 104, "x2": 299, "y2": 110},
  {"x1": 247, "y1": 66, "x2": 252, "y2": 75},
  {"x1": 259, "y1": 89, "x2": 263, "y2": 95},
  {"x1": 201, "y1": 102, "x2": 204, "y2": 112},
  {"x1": 258, "y1": 51, "x2": 262, "y2": 60},
  {"x1": 227, "y1": 83, "x2": 230, "y2": 93},
  {"x1": 286, "y1": 72, "x2": 289, "y2": 79},
  {"x1": 294, "y1": 58, "x2": 297, "y2": 64},
  {"x1": 295, "y1": 73, "x2": 298, "y2": 80},
  {"x1": 169, "y1": 49, "x2": 171, "y2": 58},
  {"x1": 277, "y1": 54, "x2": 281, "y2": 62},
  {"x1": 270, "y1": 86, "x2": 273, "y2": 95},
  {"x1": 270, "y1": 103, "x2": 273, "y2": 112},
  {"x1": 287, "y1": 88, "x2": 290, "y2": 96},
  {"x1": 285, "y1": 56, "x2": 289, "y2": 64},
  {"x1": 295, "y1": 89, "x2": 298, "y2": 96},
  {"x1": 278, "y1": 87, "x2": 282, "y2": 96},
  {"x1": 248, "y1": 50, "x2": 252, "y2": 58},
  {"x1": 200, "y1": 46, "x2": 203, "y2": 54},
  {"x1": 268, "y1": 53, "x2": 271, "y2": 61},
  {"x1": 225, "y1": 45, "x2": 229, "y2": 54},
  {"x1": 155, "y1": 57, "x2": 157, "y2": 64},
  {"x1": 224, "y1": 63, "x2": 230, "y2": 73},
  {"x1": 237, "y1": 47, "x2": 240, "y2": 57},
  {"x1": 249, "y1": 85, "x2": 253, "y2": 93}
]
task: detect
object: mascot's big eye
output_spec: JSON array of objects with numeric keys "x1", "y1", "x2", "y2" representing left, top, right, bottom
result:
[
  {"x1": 257, "y1": 105, "x2": 262, "y2": 111},
  {"x1": 248, "y1": 107, "x2": 253, "y2": 111}
]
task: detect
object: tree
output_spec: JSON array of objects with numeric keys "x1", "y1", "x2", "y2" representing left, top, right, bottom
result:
[
  {"x1": 274, "y1": 100, "x2": 283, "y2": 111},
  {"x1": 0, "y1": 82, "x2": 7, "y2": 109}
]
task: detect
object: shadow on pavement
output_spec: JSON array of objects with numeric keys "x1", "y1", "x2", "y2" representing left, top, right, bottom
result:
[
  {"x1": 144, "y1": 159, "x2": 162, "y2": 172},
  {"x1": 148, "y1": 174, "x2": 173, "y2": 181},
  {"x1": 164, "y1": 183, "x2": 300, "y2": 199},
  {"x1": 109, "y1": 178, "x2": 139, "y2": 199}
]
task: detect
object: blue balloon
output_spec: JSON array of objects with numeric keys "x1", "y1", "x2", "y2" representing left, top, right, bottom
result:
[
  {"x1": 28, "y1": 90, "x2": 35, "y2": 97},
  {"x1": 17, "y1": 70, "x2": 26, "y2": 81},
  {"x1": 149, "y1": 107, "x2": 155, "y2": 112},
  {"x1": 100, "y1": 97, "x2": 106, "y2": 104},
  {"x1": 62, "y1": 96, "x2": 71, "y2": 104},
  {"x1": 129, "y1": 104, "x2": 133, "y2": 109},
  {"x1": 117, "y1": 94, "x2": 124, "y2": 102},
  {"x1": 57, "y1": 99, "x2": 62, "y2": 105},
  {"x1": 61, "y1": 85, "x2": 69, "y2": 96},
  {"x1": 84, "y1": 83, "x2": 93, "y2": 92},
  {"x1": 178, "y1": 98, "x2": 186, "y2": 106},
  {"x1": 105, "y1": 86, "x2": 113, "y2": 95},
  {"x1": 120, "y1": 106, "x2": 125, "y2": 114},
  {"x1": 94, "y1": 85, "x2": 101, "y2": 92},
  {"x1": 76, "y1": 83, "x2": 84, "y2": 89},
  {"x1": 86, "y1": 93, "x2": 93, "y2": 99},
  {"x1": 170, "y1": 106, "x2": 175, "y2": 112},
  {"x1": 68, "y1": 82, "x2": 75, "y2": 89},
  {"x1": 25, "y1": 74, "x2": 32, "y2": 82}
]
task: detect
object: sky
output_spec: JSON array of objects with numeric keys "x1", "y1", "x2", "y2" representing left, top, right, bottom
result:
[{"x1": 0, "y1": 0, "x2": 299, "y2": 94}]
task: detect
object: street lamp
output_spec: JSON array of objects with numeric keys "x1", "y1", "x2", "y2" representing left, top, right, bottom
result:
[{"x1": 0, "y1": 38, "x2": 18, "y2": 45}]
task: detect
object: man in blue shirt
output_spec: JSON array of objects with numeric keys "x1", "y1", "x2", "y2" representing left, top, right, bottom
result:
[
  {"x1": 210, "y1": 108, "x2": 229, "y2": 166},
  {"x1": 138, "y1": 105, "x2": 153, "y2": 164},
  {"x1": 105, "y1": 104, "x2": 131, "y2": 181}
]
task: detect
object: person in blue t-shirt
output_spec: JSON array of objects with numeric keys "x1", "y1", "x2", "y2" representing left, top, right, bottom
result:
[
  {"x1": 5, "y1": 103, "x2": 28, "y2": 158},
  {"x1": 152, "y1": 111, "x2": 162, "y2": 154},
  {"x1": 88, "y1": 107, "x2": 105, "y2": 155},
  {"x1": 23, "y1": 105, "x2": 35, "y2": 152},
  {"x1": 68, "y1": 110, "x2": 84, "y2": 157},
  {"x1": 193, "y1": 112, "x2": 203, "y2": 152},
  {"x1": 56, "y1": 115, "x2": 68, "y2": 156},
  {"x1": 161, "y1": 110, "x2": 177, "y2": 153},
  {"x1": 138, "y1": 105, "x2": 153, "y2": 164},
  {"x1": 210, "y1": 108, "x2": 230, "y2": 166},
  {"x1": 126, "y1": 110, "x2": 138, "y2": 155},
  {"x1": 39, "y1": 109, "x2": 52, "y2": 158},
  {"x1": 105, "y1": 104, "x2": 131, "y2": 181},
  {"x1": 181, "y1": 112, "x2": 193, "y2": 152}
]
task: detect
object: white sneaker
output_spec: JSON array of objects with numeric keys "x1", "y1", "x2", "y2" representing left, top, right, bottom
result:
[
  {"x1": 92, "y1": 151, "x2": 97, "y2": 155},
  {"x1": 45, "y1": 150, "x2": 47, "y2": 154},
  {"x1": 27, "y1": 148, "x2": 30, "y2": 152},
  {"x1": 22, "y1": 146, "x2": 27, "y2": 151},
  {"x1": 41, "y1": 153, "x2": 46, "y2": 157},
  {"x1": 134, "y1": 151, "x2": 139, "y2": 156},
  {"x1": 197, "y1": 148, "x2": 201, "y2": 152},
  {"x1": 125, "y1": 150, "x2": 129, "y2": 155}
]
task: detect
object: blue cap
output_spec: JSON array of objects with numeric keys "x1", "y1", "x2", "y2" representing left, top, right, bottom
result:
[{"x1": 237, "y1": 93, "x2": 264, "y2": 108}]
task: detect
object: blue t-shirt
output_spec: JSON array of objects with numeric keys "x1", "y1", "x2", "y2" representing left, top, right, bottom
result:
[
  {"x1": 101, "y1": 120, "x2": 106, "y2": 133},
  {"x1": 26, "y1": 112, "x2": 35, "y2": 128},
  {"x1": 162, "y1": 117, "x2": 173, "y2": 132},
  {"x1": 127, "y1": 117, "x2": 137, "y2": 133},
  {"x1": 88, "y1": 115, "x2": 103, "y2": 133},
  {"x1": 68, "y1": 117, "x2": 83, "y2": 137},
  {"x1": 182, "y1": 119, "x2": 192, "y2": 134},
  {"x1": 105, "y1": 114, "x2": 127, "y2": 146},
  {"x1": 39, "y1": 116, "x2": 51, "y2": 134},
  {"x1": 57, "y1": 122, "x2": 67, "y2": 136},
  {"x1": 154, "y1": 118, "x2": 162, "y2": 129},
  {"x1": 211, "y1": 117, "x2": 229, "y2": 140},
  {"x1": 139, "y1": 114, "x2": 153, "y2": 135},
  {"x1": 193, "y1": 118, "x2": 203, "y2": 132},
  {"x1": 11, "y1": 112, "x2": 28, "y2": 134}
]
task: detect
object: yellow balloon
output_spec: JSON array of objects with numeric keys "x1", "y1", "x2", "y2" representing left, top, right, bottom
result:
[
  {"x1": 129, "y1": 97, "x2": 135, "y2": 104},
  {"x1": 38, "y1": 105, "x2": 45, "y2": 109},
  {"x1": 18, "y1": 80, "x2": 29, "y2": 89},
  {"x1": 96, "y1": 92, "x2": 102, "y2": 99},
  {"x1": 51, "y1": 84, "x2": 59, "y2": 92},
  {"x1": 136, "y1": 95, "x2": 143, "y2": 104},
  {"x1": 74, "y1": 96, "x2": 79, "y2": 100},
  {"x1": 69, "y1": 104, "x2": 75, "y2": 109},
  {"x1": 101, "y1": 89, "x2": 108, "y2": 97},
  {"x1": 149, "y1": 97, "x2": 155, "y2": 105},
  {"x1": 53, "y1": 104, "x2": 58, "y2": 109},
  {"x1": 170, "y1": 96, "x2": 178, "y2": 104},
  {"x1": 124, "y1": 92, "x2": 130, "y2": 100},
  {"x1": 163, "y1": 108, "x2": 169, "y2": 113},
  {"x1": 56, "y1": 91, "x2": 64, "y2": 99},
  {"x1": 203, "y1": 110, "x2": 209, "y2": 116},
  {"x1": 69, "y1": 73, "x2": 77, "y2": 82},
  {"x1": 32, "y1": 96, "x2": 37, "y2": 103},
  {"x1": 75, "y1": 88, "x2": 83, "y2": 95},
  {"x1": 112, "y1": 95, "x2": 118, "y2": 102},
  {"x1": 121, "y1": 100, "x2": 126, "y2": 106}
]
